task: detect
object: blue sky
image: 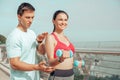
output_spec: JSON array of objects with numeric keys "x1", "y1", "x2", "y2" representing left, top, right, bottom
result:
[{"x1": 0, "y1": 0, "x2": 120, "y2": 42}]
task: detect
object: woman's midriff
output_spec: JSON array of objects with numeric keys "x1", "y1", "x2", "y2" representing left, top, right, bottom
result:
[{"x1": 54, "y1": 57, "x2": 73, "y2": 70}]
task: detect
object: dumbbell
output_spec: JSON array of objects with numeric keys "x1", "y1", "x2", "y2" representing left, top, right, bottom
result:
[
  {"x1": 73, "y1": 60, "x2": 85, "y2": 67},
  {"x1": 56, "y1": 49, "x2": 85, "y2": 67},
  {"x1": 56, "y1": 49, "x2": 73, "y2": 58}
]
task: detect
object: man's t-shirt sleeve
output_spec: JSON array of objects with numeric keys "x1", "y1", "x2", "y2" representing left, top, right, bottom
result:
[{"x1": 6, "y1": 35, "x2": 21, "y2": 58}]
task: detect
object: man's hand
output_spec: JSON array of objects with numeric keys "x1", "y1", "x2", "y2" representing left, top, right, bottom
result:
[
  {"x1": 36, "y1": 32, "x2": 48, "y2": 43},
  {"x1": 37, "y1": 61, "x2": 54, "y2": 73}
]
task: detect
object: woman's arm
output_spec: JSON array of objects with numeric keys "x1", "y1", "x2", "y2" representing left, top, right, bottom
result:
[{"x1": 45, "y1": 34, "x2": 60, "y2": 66}]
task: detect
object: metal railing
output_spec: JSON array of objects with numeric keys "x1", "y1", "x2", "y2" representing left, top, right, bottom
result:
[
  {"x1": 74, "y1": 48, "x2": 120, "y2": 80},
  {"x1": 0, "y1": 45, "x2": 120, "y2": 80}
]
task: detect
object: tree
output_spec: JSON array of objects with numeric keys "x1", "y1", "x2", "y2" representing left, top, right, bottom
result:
[{"x1": 0, "y1": 34, "x2": 6, "y2": 44}]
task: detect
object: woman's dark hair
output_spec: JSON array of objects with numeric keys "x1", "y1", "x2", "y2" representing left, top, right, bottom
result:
[
  {"x1": 17, "y1": 2, "x2": 35, "y2": 16},
  {"x1": 52, "y1": 10, "x2": 69, "y2": 32}
]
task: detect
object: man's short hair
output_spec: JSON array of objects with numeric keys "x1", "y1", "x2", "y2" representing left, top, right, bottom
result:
[{"x1": 17, "y1": 2, "x2": 35, "y2": 16}]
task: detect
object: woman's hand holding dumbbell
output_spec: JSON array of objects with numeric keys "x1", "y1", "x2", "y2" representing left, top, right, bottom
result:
[{"x1": 56, "y1": 49, "x2": 73, "y2": 62}]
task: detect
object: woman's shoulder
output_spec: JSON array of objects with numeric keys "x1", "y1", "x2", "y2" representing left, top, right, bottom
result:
[
  {"x1": 46, "y1": 34, "x2": 54, "y2": 40},
  {"x1": 46, "y1": 33, "x2": 56, "y2": 43},
  {"x1": 45, "y1": 34, "x2": 57, "y2": 46}
]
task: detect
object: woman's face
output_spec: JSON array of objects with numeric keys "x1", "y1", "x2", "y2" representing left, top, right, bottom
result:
[{"x1": 53, "y1": 13, "x2": 68, "y2": 31}]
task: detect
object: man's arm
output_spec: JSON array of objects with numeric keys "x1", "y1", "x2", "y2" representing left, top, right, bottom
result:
[
  {"x1": 37, "y1": 43, "x2": 45, "y2": 55},
  {"x1": 9, "y1": 57, "x2": 44, "y2": 71},
  {"x1": 36, "y1": 32, "x2": 48, "y2": 55},
  {"x1": 9, "y1": 57, "x2": 54, "y2": 73}
]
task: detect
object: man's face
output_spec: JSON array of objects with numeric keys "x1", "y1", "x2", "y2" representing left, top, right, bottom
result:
[{"x1": 18, "y1": 10, "x2": 35, "y2": 29}]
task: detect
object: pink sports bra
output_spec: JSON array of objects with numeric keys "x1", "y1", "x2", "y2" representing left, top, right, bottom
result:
[{"x1": 52, "y1": 33, "x2": 75, "y2": 58}]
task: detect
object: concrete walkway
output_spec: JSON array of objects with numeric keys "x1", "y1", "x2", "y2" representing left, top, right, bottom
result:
[{"x1": 0, "y1": 62, "x2": 10, "y2": 80}]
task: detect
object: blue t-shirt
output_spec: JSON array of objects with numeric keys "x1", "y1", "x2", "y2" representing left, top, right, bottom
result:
[{"x1": 6, "y1": 28, "x2": 40, "y2": 80}]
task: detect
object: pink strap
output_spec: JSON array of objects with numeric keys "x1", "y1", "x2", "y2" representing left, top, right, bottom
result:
[{"x1": 51, "y1": 33, "x2": 59, "y2": 42}]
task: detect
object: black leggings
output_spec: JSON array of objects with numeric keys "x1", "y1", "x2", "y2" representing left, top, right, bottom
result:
[{"x1": 49, "y1": 69, "x2": 74, "y2": 80}]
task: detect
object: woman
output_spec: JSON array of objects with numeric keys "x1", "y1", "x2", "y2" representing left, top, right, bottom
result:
[{"x1": 45, "y1": 10, "x2": 81, "y2": 80}]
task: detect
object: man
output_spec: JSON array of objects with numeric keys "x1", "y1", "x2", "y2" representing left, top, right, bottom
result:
[{"x1": 6, "y1": 2, "x2": 53, "y2": 80}]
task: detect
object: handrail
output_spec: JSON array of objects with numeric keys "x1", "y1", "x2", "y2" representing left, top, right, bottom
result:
[
  {"x1": 74, "y1": 48, "x2": 120, "y2": 79},
  {"x1": 0, "y1": 45, "x2": 120, "y2": 80}
]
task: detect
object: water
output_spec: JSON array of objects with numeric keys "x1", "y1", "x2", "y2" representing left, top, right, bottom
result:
[{"x1": 74, "y1": 41, "x2": 120, "y2": 49}]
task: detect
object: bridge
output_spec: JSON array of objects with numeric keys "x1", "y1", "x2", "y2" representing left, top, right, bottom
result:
[
  {"x1": 0, "y1": 45, "x2": 120, "y2": 80},
  {"x1": 74, "y1": 48, "x2": 120, "y2": 80}
]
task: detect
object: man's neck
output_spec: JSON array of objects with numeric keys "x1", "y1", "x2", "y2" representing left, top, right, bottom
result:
[{"x1": 17, "y1": 24, "x2": 27, "y2": 32}]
